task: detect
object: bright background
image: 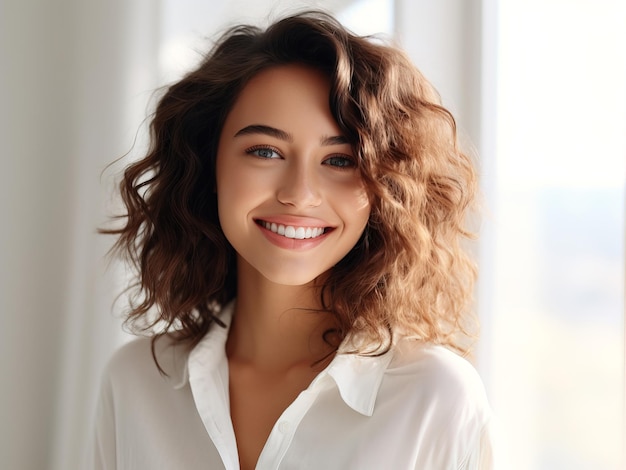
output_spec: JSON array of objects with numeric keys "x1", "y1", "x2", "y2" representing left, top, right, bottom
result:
[{"x1": 1, "y1": 0, "x2": 624, "y2": 469}]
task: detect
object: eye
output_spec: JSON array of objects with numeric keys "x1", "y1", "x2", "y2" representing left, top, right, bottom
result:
[
  {"x1": 246, "y1": 146, "x2": 282, "y2": 159},
  {"x1": 324, "y1": 155, "x2": 355, "y2": 169}
]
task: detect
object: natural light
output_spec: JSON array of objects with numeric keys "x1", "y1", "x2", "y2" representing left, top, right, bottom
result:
[{"x1": 492, "y1": 1, "x2": 625, "y2": 468}]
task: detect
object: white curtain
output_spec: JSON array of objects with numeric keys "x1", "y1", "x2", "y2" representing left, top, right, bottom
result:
[{"x1": 1, "y1": 1, "x2": 159, "y2": 469}]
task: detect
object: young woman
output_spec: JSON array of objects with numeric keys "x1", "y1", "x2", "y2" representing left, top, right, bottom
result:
[{"x1": 93, "y1": 10, "x2": 494, "y2": 470}]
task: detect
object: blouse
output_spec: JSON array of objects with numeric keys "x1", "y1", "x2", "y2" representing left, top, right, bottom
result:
[{"x1": 90, "y1": 302, "x2": 494, "y2": 469}]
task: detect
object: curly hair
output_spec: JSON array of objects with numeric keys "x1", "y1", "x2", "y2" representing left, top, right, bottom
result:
[{"x1": 104, "y1": 10, "x2": 478, "y2": 357}]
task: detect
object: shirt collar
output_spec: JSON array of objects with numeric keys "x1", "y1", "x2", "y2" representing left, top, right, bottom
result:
[
  {"x1": 176, "y1": 300, "x2": 395, "y2": 416},
  {"x1": 173, "y1": 301, "x2": 235, "y2": 389},
  {"x1": 324, "y1": 348, "x2": 394, "y2": 416}
]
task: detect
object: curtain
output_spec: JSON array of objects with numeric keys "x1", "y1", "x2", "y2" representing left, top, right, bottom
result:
[{"x1": 1, "y1": 1, "x2": 158, "y2": 469}]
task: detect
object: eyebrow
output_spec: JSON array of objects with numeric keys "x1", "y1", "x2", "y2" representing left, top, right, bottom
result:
[
  {"x1": 234, "y1": 124, "x2": 349, "y2": 146},
  {"x1": 234, "y1": 124, "x2": 292, "y2": 142}
]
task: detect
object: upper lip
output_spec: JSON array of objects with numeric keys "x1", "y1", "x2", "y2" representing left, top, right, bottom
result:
[{"x1": 254, "y1": 215, "x2": 332, "y2": 229}]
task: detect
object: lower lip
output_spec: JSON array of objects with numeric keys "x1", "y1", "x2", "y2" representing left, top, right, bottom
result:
[{"x1": 257, "y1": 223, "x2": 331, "y2": 250}]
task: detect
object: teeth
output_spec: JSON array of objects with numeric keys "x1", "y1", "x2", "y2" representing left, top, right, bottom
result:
[{"x1": 262, "y1": 221, "x2": 326, "y2": 239}]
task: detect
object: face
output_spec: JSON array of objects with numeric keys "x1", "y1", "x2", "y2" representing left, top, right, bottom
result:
[{"x1": 216, "y1": 64, "x2": 371, "y2": 286}]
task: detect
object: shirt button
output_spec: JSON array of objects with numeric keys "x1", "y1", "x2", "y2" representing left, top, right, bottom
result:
[{"x1": 278, "y1": 421, "x2": 290, "y2": 433}]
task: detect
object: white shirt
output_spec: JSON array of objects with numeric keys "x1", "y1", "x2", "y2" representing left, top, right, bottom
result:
[{"x1": 91, "y1": 302, "x2": 494, "y2": 469}]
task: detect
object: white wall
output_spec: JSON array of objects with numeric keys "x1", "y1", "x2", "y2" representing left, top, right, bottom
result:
[{"x1": 395, "y1": 0, "x2": 483, "y2": 140}]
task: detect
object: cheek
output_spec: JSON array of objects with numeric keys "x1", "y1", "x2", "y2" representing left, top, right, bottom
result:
[
  {"x1": 347, "y1": 183, "x2": 372, "y2": 224},
  {"x1": 355, "y1": 188, "x2": 371, "y2": 215},
  {"x1": 215, "y1": 159, "x2": 268, "y2": 242},
  {"x1": 217, "y1": 154, "x2": 248, "y2": 203},
  {"x1": 216, "y1": 157, "x2": 242, "y2": 230},
  {"x1": 354, "y1": 189, "x2": 372, "y2": 242}
]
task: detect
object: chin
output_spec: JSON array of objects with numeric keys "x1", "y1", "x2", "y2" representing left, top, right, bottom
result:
[{"x1": 263, "y1": 270, "x2": 326, "y2": 288}]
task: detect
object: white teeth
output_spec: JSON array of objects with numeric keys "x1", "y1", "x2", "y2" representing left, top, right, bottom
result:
[{"x1": 262, "y1": 221, "x2": 326, "y2": 239}]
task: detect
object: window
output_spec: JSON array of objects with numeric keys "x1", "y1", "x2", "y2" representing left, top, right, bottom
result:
[{"x1": 489, "y1": 1, "x2": 625, "y2": 467}]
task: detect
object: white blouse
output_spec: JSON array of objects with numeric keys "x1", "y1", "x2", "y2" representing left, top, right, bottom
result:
[{"x1": 90, "y1": 302, "x2": 494, "y2": 469}]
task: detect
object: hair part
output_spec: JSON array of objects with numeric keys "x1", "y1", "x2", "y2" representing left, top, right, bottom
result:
[{"x1": 103, "y1": 10, "x2": 478, "y2": 363}]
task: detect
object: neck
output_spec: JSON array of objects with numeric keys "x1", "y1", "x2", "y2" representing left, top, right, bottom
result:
[{"x1": 226, "y1": 258, "x2": 339, "y2": 371}]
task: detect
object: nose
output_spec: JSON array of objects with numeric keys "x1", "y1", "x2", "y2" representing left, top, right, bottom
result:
[{"x1": 276, "y1": 161, "x2": 322, "y2": 209}]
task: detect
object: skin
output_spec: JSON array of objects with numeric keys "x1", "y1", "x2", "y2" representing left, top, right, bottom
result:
[{"x1": 215, "y1": 64, "x2": 371, "y2": 470}]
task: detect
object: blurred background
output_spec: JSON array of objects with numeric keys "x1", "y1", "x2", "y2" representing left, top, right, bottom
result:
[{"x1": 1, "y1": 0, "x2": 624, "y2": 468}]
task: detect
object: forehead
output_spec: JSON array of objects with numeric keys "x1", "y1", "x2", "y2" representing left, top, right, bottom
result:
[{"x1": 221, "y1": 64, "x2": 342, "y2": 138}]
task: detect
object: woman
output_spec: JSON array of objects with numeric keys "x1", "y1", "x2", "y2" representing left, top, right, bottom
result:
[{"x1": 93, "y1": 10, "x2": 493, "y2": 470}]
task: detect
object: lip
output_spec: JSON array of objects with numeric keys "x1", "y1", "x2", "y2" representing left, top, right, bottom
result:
[
  {"x1": 255, "y1": 215, "x2": 332, "y2": 228},
  {"x1": 254, "y1": 216, "x2": 334, "y2": 250}
]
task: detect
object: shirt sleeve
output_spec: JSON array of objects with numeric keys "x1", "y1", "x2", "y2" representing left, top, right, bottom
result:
[{"x1": 459, "y1": 418, "x2": 496, "y2": 470}]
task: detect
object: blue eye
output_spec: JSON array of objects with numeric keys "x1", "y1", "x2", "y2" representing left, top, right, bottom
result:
[
  {"x1": 247, "y1": 146, "x2": 281, "y2": 159},
  {"x1": 324, "y1": 155, "x2": 355, "y2": 168}
]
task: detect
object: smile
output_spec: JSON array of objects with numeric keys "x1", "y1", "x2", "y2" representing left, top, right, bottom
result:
[{"x1": 258, "y1": 220, "x2": 327, "y2": 239}]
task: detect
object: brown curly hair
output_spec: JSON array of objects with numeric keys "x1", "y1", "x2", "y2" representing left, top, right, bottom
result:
[{"x1": 104, "y1": 10, "x2": 478, "y2": 357}]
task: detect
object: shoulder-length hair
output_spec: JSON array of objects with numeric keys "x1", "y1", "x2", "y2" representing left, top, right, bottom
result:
[{"x1": 106, "y1": 10, "x2": 478, "y2": 356}]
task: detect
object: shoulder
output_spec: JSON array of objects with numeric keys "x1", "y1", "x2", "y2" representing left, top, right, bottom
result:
[
  {"x1": 101, "y1": 334, "x2": 191, "y2": 394},
  {"x1": 384, "y1": 339, "x2": 491, "y2": 425},
  {"x1": 379, "y1": 341, "x2": 494, "y2": 466},
  {"x1": 390, "y1": 340, "x2": 486, "y2": 392}
]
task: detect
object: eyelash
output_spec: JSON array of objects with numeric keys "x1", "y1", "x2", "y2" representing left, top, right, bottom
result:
[
  {"x1": 244, "y1": 145, "x2": 356, "y2": 169},
  {"x1": 323, "y1": 155, "x2": 356, "y2": 169},
  {"x1": 245, "y1": 145, "x2": 282, "y2": 159}
]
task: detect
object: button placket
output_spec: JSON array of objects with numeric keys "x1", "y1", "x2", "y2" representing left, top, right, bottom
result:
[
  {"x1": 255, "y1": 390, "x2": 318, "y2": 468},
  {"x1": 277, "y1": 421, "x2": 291, "y2": 434}
]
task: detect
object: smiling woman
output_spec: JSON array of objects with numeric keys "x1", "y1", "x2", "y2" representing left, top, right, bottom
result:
[{"x1": 93, "y1": 10, "x2": 493, "y2": 470}]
